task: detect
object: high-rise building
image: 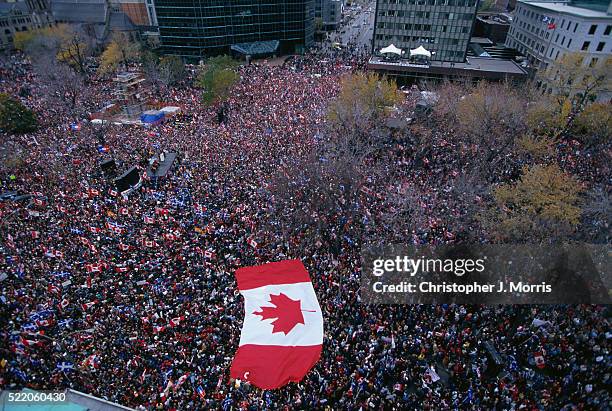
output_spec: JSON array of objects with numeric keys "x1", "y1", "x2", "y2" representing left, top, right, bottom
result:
[
  {"x1": 154, "y1": 1, "x2": 315, "y2": 60},
  {"x1": 372, "y1": 0, "x2": 480, "y2": 63},
  {"x1": 315, "y1": 0, "x2": 343, "y2": 30}
]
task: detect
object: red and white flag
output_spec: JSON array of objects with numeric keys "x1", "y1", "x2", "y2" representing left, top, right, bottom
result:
[
  {"x1": 175, "y1": 373, "x2": 189, "y2": 390},
  {"x1": 169, "y1": 316, "x2": 184, "y2": 327},
  {"x1": 534, "y1": 351, "x2": 545, "y2": 369},
  {"x1": 230, "y1": 259, "x2": 323, "y2": 389},
  {"x1": 86, "y1": 263, "x2": 101, "y2": 273},
  {"x1": 155, "y1": 207, "x2": 169, "y2": 217},
  {"x1": 48, "y1": 284, "x2": 61, "y2": 294},
  {"x1": 203, "y1": 249, "x2": 215, "y2": 259},
  {"x1": 81, "y1": 301, "x2": 96, "y2": 311}
]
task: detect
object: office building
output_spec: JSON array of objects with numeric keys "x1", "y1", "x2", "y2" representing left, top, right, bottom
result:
[
  {"x1": 372, "y1": 0, "x2": 480, "y2": 63},
  {"x1": 0, "y1": 0, "x2": 53, "y2": 50},
  {"x1": 315, "y1": 0, "x2": 342, "y2": 30},
  {"x1": 154, "y1": 1, "x2": 315, "y2": 60},
  {"x1": 474, "y1": 12, "x2": 513, "y2": 43},
  {"x1": 505, "y1": 1, "x2": 611, "y2": 69}
]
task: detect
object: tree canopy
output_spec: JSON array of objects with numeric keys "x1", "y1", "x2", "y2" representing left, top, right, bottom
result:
[
  {"x1": 195, "y1": 56, "x2": 241, "y2": 105},
  {"x1": 98, "y1": 32, "x2": 141, "y2": 75},
  {"x1": 0, "y1": 93, "x2": 38, "y2": 134}
]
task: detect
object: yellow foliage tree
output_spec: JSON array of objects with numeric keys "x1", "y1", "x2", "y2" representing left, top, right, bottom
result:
[
  {"x1": 485, "y1": 164, "x2": 584, "y2": 241},
  {"x1": 15, "y1": 24, "x2": 93, "y2": 73},
  {"x1": 541, "y1": 52, "x2": 611, "y2": 107},
  {"x1": 328, "y1": 72, "x2": 401, "y2": 131},
  {"x1": 98, "y1": 32, "x2": 141, "y2": 75},
  {"x1": 571, "y1": 102, "x2": 612, "y2": 148}
]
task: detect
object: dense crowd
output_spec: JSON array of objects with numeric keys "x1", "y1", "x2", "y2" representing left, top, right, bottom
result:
[{"x1": 0, "y1": 49, "x2": 610, "y2": 411}]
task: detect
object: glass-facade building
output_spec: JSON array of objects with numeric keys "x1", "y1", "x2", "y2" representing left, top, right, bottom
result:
[
  {"x1": 155, "y1": 0, "x2": 315, "y2": 59},
  {"x1": 373, "y1": 0, "x2": 480, "y2": 62}
]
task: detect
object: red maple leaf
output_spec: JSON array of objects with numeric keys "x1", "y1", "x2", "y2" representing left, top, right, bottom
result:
[{"x1": 253, "y1": 293, "x2": 305, "y2": 335}]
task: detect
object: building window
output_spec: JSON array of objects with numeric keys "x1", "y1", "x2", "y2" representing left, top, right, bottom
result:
[
  {"x1": 605, "y1": 25, "x2": 611, "y2": 36},
  {"x1": 588, "y1": 24, "x2": 597, "y2": 35},
  {"x1": 590, "y1": 57, "x2": 598, "y2": 67},
  {"x1": 567, "y1": 39, "x2": 571, "y2": 48},
  {"x1": 582, "y1": 41, "x2": 590, "y2": 50},
  {"x1": 573, "y1": 23, "x2": 578, "y2": 33},
  {"x1": 596, "y1": 42, "x2": 605, "y2": 51}
]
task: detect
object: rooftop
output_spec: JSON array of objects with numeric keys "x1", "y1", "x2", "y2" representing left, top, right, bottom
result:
[
  {"x1": 520, "y1": 1, "x2": 612, "y2": 18},
  {"x1": 368, "y1": 56, "x2": 528, "y2": 80},
  {"x1": 51, "y1": 0, "x2": 107, "y2": 23}
]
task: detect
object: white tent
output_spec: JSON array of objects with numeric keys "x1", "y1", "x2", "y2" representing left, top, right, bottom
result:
[
  {"x1": 409, "y1": 45, "x2": 432, "y2": 58},
  {"x1": 380, "y1": 44, "x2": 403, "y2": 56}
]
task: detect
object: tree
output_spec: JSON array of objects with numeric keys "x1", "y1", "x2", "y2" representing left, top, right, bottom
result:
[
  {"x1": 525, "y1": 93, "x2": 571, "y2": 137},
  {"x1": 541, "y1": 52, "x2": 611, "y2": 108},
  {"x1": 56, "y1": 25, "x2": 96, "y2": 73},
  {"x1": 571, "y1": 102, "x2": 611, "y2": 148},
  {"x1": 158, "y1": 56, "x2": 187, "y2": 87},
  {"x1": 195, "y1": 56, "x2": 240, "y2": 104},
  {"x1": 327, "y1": 72, "x2": 401, "y2": 135},
  {"x1": 264, "y1": 74, "x2": 402, "y2": 251},
  {"x1": 98, "y1": 32, "x2": 141, "y2": 75},
  {"x1": 15, "y1": 24, "x2": 95, "y2": 74},
  {"x1": 0, "y1": 93, "x2": 38, "y2": 134},
  {"x1": 578, "y1": 186, "x2": 611, "y2": 243},
  {"x1": 453, "y1": 81, "x2": 530, "y2": 175},
  {"x1": 483, "y1": 164, "x2": 584, "y2": 242},
  {"x1": 32, "y1": 54, "x2": 88, "y2": 114}
]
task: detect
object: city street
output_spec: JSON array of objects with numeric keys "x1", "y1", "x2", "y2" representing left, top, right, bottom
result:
[{"x1": 322, "y1": 1, "x2": 376, "y2": 55}]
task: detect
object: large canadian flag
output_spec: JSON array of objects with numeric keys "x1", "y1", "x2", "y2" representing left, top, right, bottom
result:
[{"x1": 230, "y1": 259, "x2": 323, "y2": 389}]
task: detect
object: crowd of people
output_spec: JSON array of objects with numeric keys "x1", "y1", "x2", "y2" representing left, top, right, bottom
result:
[{"x1": 0, "y1": 45, "x2": 610, "y2": 411}]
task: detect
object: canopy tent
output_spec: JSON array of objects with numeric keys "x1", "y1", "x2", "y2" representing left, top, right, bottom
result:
[
  {"x1": 380, "y1": 44, "x2": 403, "y2": 56},
  {"x1": 409, "y1": 45, "x2": 432, "y2": 58},
  {"x1": 230, "y1": 40, "x2": 279, "y2": 56}
]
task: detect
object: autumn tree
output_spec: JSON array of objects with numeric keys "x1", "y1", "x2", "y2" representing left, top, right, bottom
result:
[
  {"x1": 0, "y1": 93, "x2": 38, "y2": 134},
  {"x1": 195, "y1": 56, "x2": 240, "y2": 105},
  {"x1": 570, "y1": 102, "x2": 611, "y2": 148},
  {"x1": 98, "y1": 32, "x2": 141, "y2": 75},
  {"x1": 454, "y1": 81, "x2": 530, "y2": 174},
  {"x1": 327, "y1": 72, "x2": 401, "y2": 138},
  {"x1": 578, "y1": 186, "x2": 611, "y2": 243},
  {"x1": 541, "y1": 52, "x2": 610, "y2": 107},
  {"x1": 482, "y1": 164, "x2": 584, "y2": 242},
  {"x1": 15, "y1": 24, "x2": 95, "y2": 74},
  {"x1": 33, "y1": 54, "x2": 88, "y2": 114},
  {"x1": 264, "y1": 74, "x2": 402, "y2": 251}
]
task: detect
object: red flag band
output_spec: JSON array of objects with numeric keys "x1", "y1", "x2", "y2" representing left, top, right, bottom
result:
[{"x1": 230, "y1": 259, "x2": 323, "y2": 389}]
